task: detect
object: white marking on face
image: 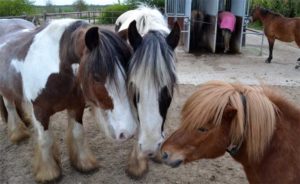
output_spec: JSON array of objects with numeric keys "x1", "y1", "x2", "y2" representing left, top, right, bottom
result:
[
  {"x1": 71, "y1": 63, "x2": 79, "y2": 75},
  {"x1": 10, "y1": 19, "x2": 77, "y2": 101},
  {"x1": 137, "y1": 86, "x2": 164, "y2": 154},
  {"x1": 93, "y1": 63, "x2": 137, "y2": 141},
  {"x1": 129, "y1": 44, "x2": 175, "y2": 155}
]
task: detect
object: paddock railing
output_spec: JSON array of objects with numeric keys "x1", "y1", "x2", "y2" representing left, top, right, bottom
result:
[{"x1": 0, "y1": 11, "x2": 126, "y2": 25}]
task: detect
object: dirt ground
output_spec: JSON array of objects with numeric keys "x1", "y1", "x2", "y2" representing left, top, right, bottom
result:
[{"x1": 1, "y1": 26, "x2": 300, "y2": 184}]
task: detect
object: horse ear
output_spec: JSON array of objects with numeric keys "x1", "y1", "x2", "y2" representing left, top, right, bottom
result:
[
  {"x1": 85, "y1": 27, "x2": 99, "y2": 51},
  {"x1": 166, "y1": 21, "x2": 181, "y2": 50},
  {"x1": 128, "y1": 20, "x2": 142, "y2": 51},
  {"x1": 223, "y1": 104, "x2": 237, "y2": 121}
]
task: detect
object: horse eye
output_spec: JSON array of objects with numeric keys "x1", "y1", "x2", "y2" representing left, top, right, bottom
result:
[{"x1": 198, "y1": 127, "x2": 208, "y2": 132}]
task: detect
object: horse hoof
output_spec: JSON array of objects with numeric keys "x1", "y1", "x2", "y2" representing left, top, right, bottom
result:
[
  {"x1": 70, "y1": 153, "x2": 98, "y2": 172},
  {"x1": 8, "y1": 122, "x2": 30, "y2": 143},
  {"x1": 34, "y1": 166, "x2": 61, "y2": 183},
  {"x1": 125, "y1": 159, "x2": 148, "y2": 180},
  {"x1": 295, "y1": 65, "x2": 299, "y2": 69},
  {"x1": 126, "y1": 147, "x2": 149, "y2": 180},
  {"x1": 34, "y1": 157, "x2": 61, "y2": 183},
  {"x1": 297, "y1": 58, "x2": 300, "y2": 61},
  {"x1": 33, "y1": 137, "x2": 61, "y2": 183},
  {"x1": 265, "y1": 59, "x2": 271, "y2": 63}
]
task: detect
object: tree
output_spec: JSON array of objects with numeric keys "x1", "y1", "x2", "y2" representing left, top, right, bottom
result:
[
  {"x1": 251, "y1": 0, "x2": 300, "y2": 17},
  {"x1": 0, "y1": 0, "x2": 34, "y2": 16},
  {"x1": 45, "y1": 0, "x2": 55, "y2": 13},
  {"x1": 73, "y1": 0, "x2": 88, "y2": 12},
  {"x1": 125, "y1": 0, "x2": 164, "y2": 8}
]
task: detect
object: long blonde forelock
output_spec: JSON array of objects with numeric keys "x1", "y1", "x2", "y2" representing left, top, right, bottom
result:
[{"x1": 181, "y1": 81, "x2": 277, "y2": 161}]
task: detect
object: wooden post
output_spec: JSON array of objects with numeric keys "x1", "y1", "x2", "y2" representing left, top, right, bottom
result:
[
  {"x1": 43, "y1": 12, "x2": 47, "y2": 22},
  {"x1": 93, "y1": 11, "x2": 96, "y2": 24}
]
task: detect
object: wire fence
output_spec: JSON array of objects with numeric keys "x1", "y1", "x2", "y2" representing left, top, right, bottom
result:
[{"x1": 0, "y1": 11, "x2": 125, "y2": 25}]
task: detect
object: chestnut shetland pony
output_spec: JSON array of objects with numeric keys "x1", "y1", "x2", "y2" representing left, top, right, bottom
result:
[
  {"x1": 251, "y1": 7, "x2": 300, "y2": 64},
  {"x1": 0, "y1": 19, "x2": 137, "y2": 182},
  {"x1": 162, "y1": 81, "x2": 300, "y2": 183},
  {"x1": 115, "y1": 6, "x2": 180, "y2": 179}
]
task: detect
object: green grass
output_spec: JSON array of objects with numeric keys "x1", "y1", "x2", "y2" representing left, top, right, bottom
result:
[{"x1": 248, "y1": 21, "x2": 263, "y2": 31}]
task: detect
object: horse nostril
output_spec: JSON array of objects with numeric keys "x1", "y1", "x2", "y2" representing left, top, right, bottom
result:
[
  {"x1": 119, "y1": 132, "x2": 125, "y2": 140},
  {"x1": 162, "y1": 152, "x2": 168, "y2": 160},
  {"x1": 148, "y1": 153, "x2": 154, "y2": 157},
  {"x1": 158, "y1": 142, "x2": 162, "y2": 148},
  {"x1": 171, "y1": 159, "x2": 183, "y2": 168}
]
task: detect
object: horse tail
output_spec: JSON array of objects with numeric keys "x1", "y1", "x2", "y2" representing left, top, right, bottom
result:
[{"x1": 0, "y1": 95, "x2": 8, "y2": 122}]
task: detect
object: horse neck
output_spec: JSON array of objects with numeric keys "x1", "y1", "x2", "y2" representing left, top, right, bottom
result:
[
  {"x1": 259, "y1": 12, "x2": 280, "y2": 25},
  {"x1": 232, "y1": 93, "x2": 300, "y2": 183},
  {"x1": 59, "y1": 27, "x2": 86, "y2": 74}
]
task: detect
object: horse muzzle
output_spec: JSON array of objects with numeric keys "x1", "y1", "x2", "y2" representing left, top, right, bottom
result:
[{"x1": 161, "y1": 151, "x2": 184, "y2": 168}]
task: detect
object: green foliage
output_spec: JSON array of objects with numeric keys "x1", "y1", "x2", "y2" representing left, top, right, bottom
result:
[
  {"x1": 125, "y1": 0, "x2": 164, "y2": 8},
  {"x1": 97, "y1": 0, "x2": 165, "y2": 24},
  {"x1": 248, "y1": 21, "x2": 263, "y2": 30},
  {"x1": 45, "y1": 0, "x2": 55, "y2": 13},
  {"x1": 0, "y1": 0, "x2": 34, "y2": 16},
  {"x1": 73, "y1": 0, "x2": 88, "y2": 12},
  {"x1": 98, "y1": 4, "x2": 131, "y2": 24},
  {"x1": 251, "y1": 0, "x2": 300, "y2": 17}
]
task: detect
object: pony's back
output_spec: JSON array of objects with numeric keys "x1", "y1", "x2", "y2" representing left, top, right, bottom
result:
[
  {"x1": 0, "y1": 19, "x2": 35, "y2": 38},
  {"x1": 118, "y1": 5, "x2": 169, "y2": 35}
]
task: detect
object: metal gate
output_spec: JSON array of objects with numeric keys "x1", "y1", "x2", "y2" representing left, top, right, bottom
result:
[
  {"x1": 203, "y1": 0, "x2": 219, "y2": 53},
  {"x1": 165, "y1": 0, "x2": 248, "y2": 53},
  {"x1": 165, "y1": 0, "x2": 192, "y2": 52},
  {"x1": 230, "y1": 0, "x2": 247, "y2": 52}
]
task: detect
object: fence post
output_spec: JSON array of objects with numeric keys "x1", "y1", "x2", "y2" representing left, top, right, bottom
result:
[
  {"x1": 93, "y1": 11, "x2": 96, "y2": 24},
  {"x1": 88, "y1": 12, "x2": 91, "y2": 23},
  {"x1": 43, "y1": 12, "x2": 47, "y2": 22}
]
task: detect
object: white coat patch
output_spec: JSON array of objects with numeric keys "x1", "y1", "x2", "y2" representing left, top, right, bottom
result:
[{"x1": 11, "y1": 19, "x2": 77, "y2": 101}]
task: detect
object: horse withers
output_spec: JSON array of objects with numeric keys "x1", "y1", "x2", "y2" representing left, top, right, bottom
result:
[
  {"x1": 161, "y1": 81, "x2": 300, "y2": 183},
  {"x1": 115, "y1": 5, "x2": 180, "y2": 179},
  {"x1": 0, "y1": 19, "x2": 137, "y2": 182},
  {"x1": 251, "y1": 7, "x2": 300, "y2": 67}
]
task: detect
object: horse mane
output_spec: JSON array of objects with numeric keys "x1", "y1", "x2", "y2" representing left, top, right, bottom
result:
[
  {"x1": 118, "y1": 4, "x2": 170, "y2": 35},
  {"x1": 127, "y1": 30, "x2": 177, "y2": 97},
  {"x1": 260, "y1": 7, "x2": 283, "y2": 17},
  {"x1": 181, "y1": 81, "x2": 279, "y2": 161},
  {"x1": 83, "y1": 29, "x2": 132, "y2": 88}
]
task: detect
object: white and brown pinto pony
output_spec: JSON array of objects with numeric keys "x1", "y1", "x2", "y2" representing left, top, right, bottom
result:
[
  {"x1": 0, "y1": 19, "x2": 137, "y2": 182},
  {"x1": 115, "y1": 6, "x2": 180, "y2": 178},
  {"x1": 162, "y1": 81, "x2": 300, "y2": 183},
  {"x1": 115, "y1": 5, "x2": 170, "y2": 40},
  {"x1": 0, "y1": 19, "x2": 36, "y2": 140}
]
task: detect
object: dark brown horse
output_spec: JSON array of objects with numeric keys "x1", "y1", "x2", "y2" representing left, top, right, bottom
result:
[
  {"x1": 0, "y1": 19, "x2": 137, "y2": 182},
  {"x1": 251, "y1": 7, "x2": 300, "y2": 64},
  {"x1": 161, "y1": 81, "x2": 300, "y2": 183}
]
